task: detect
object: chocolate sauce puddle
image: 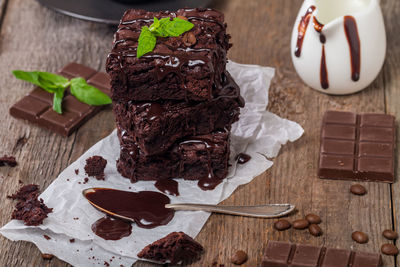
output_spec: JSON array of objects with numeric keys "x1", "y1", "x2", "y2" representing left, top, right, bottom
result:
[
  {"x1": 86, "y1": 188, "x2": 174, "y2": 229},
  {"x1": 236, "y1": 153, "x2": 251, "y2": 164},
  {"x1": 155, "y1": 179, "x2": 179, "y2": 196},
  {"x1": 91, "y1": 216, "x2": 132, "y2": 240},
  {"x1": 344, "y1": 16, "x2": 361, "y2": 82},
  {"x1": 294, "y1": 6, "x2": 316, "y2": 57}
]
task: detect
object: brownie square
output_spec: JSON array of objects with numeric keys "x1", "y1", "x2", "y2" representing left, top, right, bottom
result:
[
  {"x1": 116, "y1": 130, "x2": 230, "y2": 182},
  {"x1": 113, "y1": 72, "x2": 243, "y2": 155},
  {"x1": 106, "y1": 8, "x2": 231, "y2": 102}
]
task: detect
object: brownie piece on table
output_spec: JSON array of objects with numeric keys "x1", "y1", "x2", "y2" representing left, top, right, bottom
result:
[
  {"x1": 137, "y1": 232, "x2": 204, "y2": 264},
  {"x1": 117, "y1": 130, "x2": 230, "y2": 182},
  {"x1": 113, "y1": 72, "x2": 243, "y2": 155},
  {"x1": 106, "y1": 8, "x2": 231, "y2": 102}
]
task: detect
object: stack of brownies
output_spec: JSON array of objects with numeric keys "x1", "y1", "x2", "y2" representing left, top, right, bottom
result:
[{"x1": 106, "y1": 8, "x2": 244, "y2": 189}]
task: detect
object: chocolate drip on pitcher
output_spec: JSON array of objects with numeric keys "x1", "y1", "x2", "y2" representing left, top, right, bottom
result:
[
  {"x1": 294, "y1": 6, "x2": 316, "y2": 57},
  {"x1": 320, "y1": 45, "x2": 329, "y2": 89},
  {"x1": 344, "y1": 16, "x2": 361, "y2": 82}
]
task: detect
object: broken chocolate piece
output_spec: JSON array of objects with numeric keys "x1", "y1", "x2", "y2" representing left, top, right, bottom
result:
[{"x1": 137, "y1": 232, "x2": 203, "y2": 264}]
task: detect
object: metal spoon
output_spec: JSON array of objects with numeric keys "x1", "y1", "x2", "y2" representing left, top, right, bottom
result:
[{"x1": 82, "y1": 188, "x2": 295, "y2": 220}]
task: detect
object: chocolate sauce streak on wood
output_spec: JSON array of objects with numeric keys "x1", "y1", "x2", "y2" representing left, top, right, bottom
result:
[
  {"x1": 91, "y1": 216, "x2": 132, "y2": 240},
  {"x1": 155, "y1": 179, "x2": 179, "y2": 196},
  {"x1": 344, "y1": 16, "x2": 361, "y2": 82},
  {"x1": 86, "y1": 189, "x2": 174, "y2": 229},
  {"x1": 320, "y1": 45, "x2": 329, "y2": 89},
  {"x1": 294, "y1": 6, "x2": 316, "y2": 57},
  {"x1": 179, "y1": 137, "x2": 223, "y2": 190},
  {"x1": 236, "y1": 153, "x2": 251, "y2": 164}
]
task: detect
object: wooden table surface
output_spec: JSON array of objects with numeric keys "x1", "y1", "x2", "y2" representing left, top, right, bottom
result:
[{"x1": 0, "y1": 0, "x2": 399, "y2": 266}]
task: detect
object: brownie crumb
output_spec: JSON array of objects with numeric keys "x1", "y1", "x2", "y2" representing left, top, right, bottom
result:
[
  {"x1": 41, "y1": 253, "x2": 53, "y2": 260},
  {"x1": 137, "y1": 232, "x2": 203, "y2": 264},
  {"x1": 75, "y1": 169, "x2": 79, "y2": 175},
  {"x1": 0, "y1": 155, "x2": 17, "y2": 167},
  {"x1": 8, "y1": 184, "x2": 52, "y2": 226},
  {"x1": 43, "y1": 235, "x2": 51, "y2": 240},
  {"x1": 69, "y1": 238, "x2": 75, "y2": 243},
  {"x1": 83, "y1": 177, "x2": 89, "y2": 184},
  {"x1": 104, "y1": 261, "x2": 110, "y2": 266},
  {"x1": 84, "y1": 156, "x2": 107, "y2": 180}
]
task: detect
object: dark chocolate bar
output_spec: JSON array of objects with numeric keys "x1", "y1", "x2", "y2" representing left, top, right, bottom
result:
[
  {"x1": 10, "y1": 63, "x2": 111, "y2": 136},
  {"x1": 318, "y1": 110, "x2": 395, "y2": 183},
  {"x1": 262, "y1": 240, "x2": 382, "y2": 267}
]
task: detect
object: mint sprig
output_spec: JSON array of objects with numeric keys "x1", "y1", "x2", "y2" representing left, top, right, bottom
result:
[
  {"x1": 12, "y1": 70, "x2": 111, "y2": 114},
  {"x1": 137, "y1": 17, "x2": 194, "y2": 58}
]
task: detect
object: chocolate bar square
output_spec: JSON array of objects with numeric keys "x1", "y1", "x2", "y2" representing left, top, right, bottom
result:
[
  {"x1": 10, "y1": 63, "x2": 111, "y2": 136},
  {"x1": 318, "y1": 110, "x2": 395, "y2": 183}
]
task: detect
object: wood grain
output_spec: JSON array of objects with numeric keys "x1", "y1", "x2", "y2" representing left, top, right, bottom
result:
[{"x1": 0, "y1": 0, "x2": 397, "y2": 266}]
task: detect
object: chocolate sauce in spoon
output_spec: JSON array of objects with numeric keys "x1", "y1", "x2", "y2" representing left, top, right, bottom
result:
[
  {"x1": 91, "y1": 216, "x2": 132, "y2": 240},
  {"x1": 85, "y1": 188, "x2": 174, "y2": 229},
  {"x1": 344, "y1": 16, "x2": 361, "y2": 82}
]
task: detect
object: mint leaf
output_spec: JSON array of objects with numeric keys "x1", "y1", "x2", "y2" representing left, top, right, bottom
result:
[
  {"x1": 12, "y1": 70, "x2": 69, "y2": 93},
  {"x1": 137, "y1": 26, "x2": 157, "y2": 58},
  {"x1": 161, "y1": 17, "x2": 194, "y2": 37},
  {"x1": 149, "y1": 17, "x2": 160, "y2": 32},
  {"x1": 151, "y1": 18, "x2": 172, "y2": 37},
  {"x1": 70, "y1": 77, "x2": 111, "y2": 106},
  {"x1": 53, "y1": 88, "x2": 66, "y2": 114}
]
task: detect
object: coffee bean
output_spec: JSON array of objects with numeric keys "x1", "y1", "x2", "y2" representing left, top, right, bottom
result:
[
  {"x1": 41, "y1": 253, "x2": 54, "y2": 260},
  {"x1": 381, "y1": 244, "x2": 399, "y2": 255},
  {"x1": 383, "y1": 229, "x2": 398, "y2": 240},
  {"x1": 351, "y1": 231, "x2": 369, "y2": 244},
  {"x1": 274, "y1": 219, "x2": 291, "y2": 231},
  {"x1": 231, "y1": 250, "x2": 248, "y2": 265},
  {"x1": 182, "y1": 32, "x2": 197, "y2": 47},
  {"x1": 350, "y1": 184, "x2": 367, "y2": 195},
  {"x1": 309, "y1": 224, "x2": 322, "y2": 236},
  {"x1": 293, "y1": 219, "x2": 309, "y2": 229},
  {"x1": 305, "y1": 213, "x2": 321, "y2": 224}
]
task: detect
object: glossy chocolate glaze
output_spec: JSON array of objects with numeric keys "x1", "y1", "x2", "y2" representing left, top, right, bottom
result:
[
  {"x1": 91, "y1": 216, "x2": 132, "y2": 240},
  {"x1": 236, "y1": 153, "x2": 251, "y2": 164},
  {"x1": 344, "y1": 16, "x2": 361, "y2": 82},
  {"x1": 294, "y1": 6, "x2": 316, "y2": 57},
  {"x1": 155, "y1": 179, "x2": 179, "y2": 196},
  {"x1": 86, "y1": 188, "x2": 174, "y2": 229}
]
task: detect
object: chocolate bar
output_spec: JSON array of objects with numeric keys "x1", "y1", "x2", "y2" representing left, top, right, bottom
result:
[
  {"x1": 10, "y1": 63, "x2": 111, "y2": 136},
  {"x1": 262, "y1": 241, "x2": 382, "y2": 267},
  {"x1": 318, "y1": 110, "x2": 395, "y2": 182}
]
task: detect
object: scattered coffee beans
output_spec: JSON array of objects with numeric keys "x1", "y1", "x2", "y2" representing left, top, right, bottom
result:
[
  {"x1": 231, "y1": 250, "x2": 248, "y2": 265},
  {"x1": 293, "y1": 219, "x2": 309, "y2": 230},
  {"x1": 381, "y1": 244, "x2": 399, "y2": 255},
  {"x1": 305, "y1": 213, "x2": 321, "y2": 224},
  {"x1": 41, "y1": 254, "x2": 54, "y2": 260},
  {"x1": 351, "y1": 231, "x2": 369, "y2": 244},
  {"x1": 350, "y1": 184, "x2": 367, "y2": 195},
  {"x1": 274, "y1": 219, "x2": 291, "y2": 231},
  {"x1": 382, "y1": 229, "x2": 398, "y2": 240},
  {"x1": 309, "y1": 224, "x2": 322, "y2": 236}
]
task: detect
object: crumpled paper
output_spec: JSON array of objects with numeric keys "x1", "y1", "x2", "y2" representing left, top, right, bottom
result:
[{"x1": 0, "y1": 61, "x2": 303, "y2": 267}]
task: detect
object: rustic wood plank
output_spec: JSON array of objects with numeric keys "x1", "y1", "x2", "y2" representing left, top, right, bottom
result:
[
  {"x1": 0, "y1": 0, "x2": 397, "y2": 266},
  {"x1": 382, "y1": 0, "x2": 400, "y2": 265},
  {"x1": 0, "y1": 0, "x2": 115, "y2": 266}
]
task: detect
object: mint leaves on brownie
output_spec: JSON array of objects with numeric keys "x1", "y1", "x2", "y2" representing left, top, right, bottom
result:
[
  {"x1": 8, "y1": 184, "x2": 53, "y2": 226},
  {"x1": 12, "y1": 70, "x2": 111, "y2": 114},
  {"x1": 137, "y1": 17, "x2": 194, "y2": 58},
  {"x1": 84, "y1": 156, "x2": 107, "y2": 180}
]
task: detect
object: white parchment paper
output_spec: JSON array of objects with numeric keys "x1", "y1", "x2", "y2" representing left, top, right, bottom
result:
[{"x1": 0, "y1": 61, "x2": 303, "y2": 267}]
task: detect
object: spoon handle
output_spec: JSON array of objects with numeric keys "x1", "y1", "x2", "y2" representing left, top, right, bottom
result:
[{"x1": 165, "y1": 203, "x2": 295, "y2": 218}]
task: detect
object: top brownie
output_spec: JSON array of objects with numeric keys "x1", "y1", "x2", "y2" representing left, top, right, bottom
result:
[{"x1": 106, "y1": 8, "x2": 231, "y2": 102}]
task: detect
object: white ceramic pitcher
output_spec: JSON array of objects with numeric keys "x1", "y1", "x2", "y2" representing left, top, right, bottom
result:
[{"x1": 291, "y1": 0, "x2": 386, "y2": 95}]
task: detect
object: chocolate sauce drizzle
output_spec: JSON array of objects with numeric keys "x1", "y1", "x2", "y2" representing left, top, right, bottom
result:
[
  {"x1": 294, "y1": 6, "x2": 316, "y2": 57},
  {"x1": 236, "y1": 153, "x2": 251, "y2": 164},
  {"x1": 86, "y1": 188, "x2": 174, "y2": 229},
  {"x1": 320, "y1": 45, "x2": 329, "y2": 89},
  {"x1": 155, "y1": 179, "x2": 179, "y2": 196},
  {"x1": 91, "y1": 216, "x2": 132, "y2": 240},
  {"x1": 108, "y1": 8, "x2": 228, "y2": 101},
  {"x1": 344, "y1": 16, "x2": 361, "y2": 82}
]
